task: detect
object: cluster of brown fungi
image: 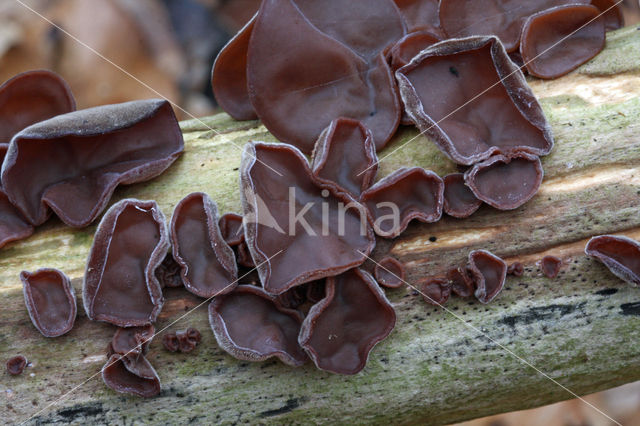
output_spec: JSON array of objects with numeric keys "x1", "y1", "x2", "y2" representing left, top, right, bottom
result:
[{"x1": 2, "y1": 0, "x2": 633, "y2": 399}]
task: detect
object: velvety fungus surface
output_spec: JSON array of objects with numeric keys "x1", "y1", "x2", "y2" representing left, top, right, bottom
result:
[
  {"x1": 218, "y1": 213, "x2": 245, "y2": 247},
  {"x1": 585, "y1": 235, "x2": 640, "y2": 287},
  {"x1": 374, "y1": 256, "x2": 406, "y2": 288},
  {"x1": 163, "y1": 328, "x2": 201, "y2": 353},
  {"x1": 109, "y1": 325, "x2": 155, "y2": 360},
  {"x1": 389, "y1": 30, "x2": 441, "y2": 71},
  {"x1": 394, "y1": 0, "x2": 443, "y2": 35},
  {"x1": 541, "y1": 255, "x2": 562, "y2": 278},
  {"x1": 418, "y1": 277, "x2": 451, "y2": 306},
  {"x1": 590, "y1": 0, "x2": 624, "y2": 30},
  {"x1": 102, "y1": 354, "x2": 161, "y2": 398},
  {"x1": 443, "y1": 173, "x2": 482, "y2": 218},
  {"x1": 155, "y1": 253, "x2": 183, "y2": 288},
  {"x1": 507, "y1": 262, "x2": 525, "y2": 277},
  {"x1": 447, "y1": 266, "x2": 475, "y2": 298},
  {"x1": 468, "y1": 250, "x2": 508, "y2": 304},
  {"x1": 6, "y1": 355, "x2": 27, "y2": 376}
]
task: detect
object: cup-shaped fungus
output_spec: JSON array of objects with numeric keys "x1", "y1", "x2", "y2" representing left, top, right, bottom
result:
[
  {"x1": 393, "y1": 0, "x2": 444, "y2": 35},
  {"x1": 0, "y1": 70, "x2": 75, "y2": 143},
  {"x1": 540, "y1": 255, "x2": 562, "y2": 278},
  {"x1": 447, "y1": 266, "x2": 475, "y2": 297},
  {"x1": 170, "y1": 192, "x2": 238, "y2": 299},
  {"x1": 299, "y1": 269, "x2": 396, "y2": 374},
  {"x1": 396, "y1": 36, "x2": 553, "y2": 165},
  {"x1": 218, "y1": 213, "x2": 245, "y2": 247},
  {"x1": 154, "y1": 253, "x2": 183, "y2": 288},
  {"x1": 102, "y1": 354, "x2": 161, "y2": 398},
  {"x1": 0, "y1": 143, "x2": 34, "y2": 248},
  {"x1": 520, "y1": 5, "x2": 605, "y2": 79},
  {"x1": 418, "y1": 277, "x2": 452, "y2": 305},
  {"x1": 6, "y1": 355, "x2": 27, "y2": 376},
  {"x1": 361, "y1": 167, "x2": 444, "y2": 238},
  {"x1": 109, "y1": 325, "x2": 155, "y2": 360},
  {"x1": 208, "y1": 285, "x2": 308, "y2": 366},
  {"x1": 162, "y1": 328, "x2": 201, "y2": 353},
  {"x1": 310, "y1": 118, "x2": 378, "y2": 199},
  {"x1": 507, "y1": 262, "x2": 525, "y2": 277},
  {"x1": 464, "y1": 152, "x2": 544, "y2": 210},
  {"x1": 443, "y1": 173, "x2": 482, "y2": 218},
  {"x1": 374, "y1": 256, "x2": 406, "y2": 288},
  {"x1": 468, "y1": 250, "x2": 508, "y2": 304},
  {"x1": 389, "y1": 31, "x2": 442, "y2": 71},
  {"x1": 21, "y1": 268, "x2": 76, "y2": 337},
  {"x1": 240, "y1": 142, "x2": 375, "y2": 295},
  {"x1": 2, "y1": 99, "x2": 184, "y2": 227},
  {"x1": 83, "y1": 199, "x2": 168, "y2": 327},
  {"x1": 590, "y1": 0, "x2": 624, "y2": 31},
  {"x1": 585, "y1": 235, "x2": 640, "y2": 287}
]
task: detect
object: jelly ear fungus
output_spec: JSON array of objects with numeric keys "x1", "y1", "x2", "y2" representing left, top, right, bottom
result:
[
  {"x1": 585, "y1": 235, "x2": 640, "y2": 287},
  {"x1": 102, "y1": 354, "x2": 161, "y2": 398},
  {"x1": 374, "y1": 256, "x2": 406, "y2": 288},
  {"x1": 443, "y1": 173, "x2": 482, "y2": 218},
  {"x1": 83, "y1": 199, "x2": 168, "y2": 327},
  {"x1": 0, "y1": 143, "x2": 34, "y2": 248},
  {"x1": 21, "y1": 268, "x2": 76, "y2": 337},
  {"x1": 396, "y1": 36, "x2": 553, "y2": 165},
  {"x1": 2, "y1": 99, "x2": 184, "y2": 227},
  {"x1": 468, "y1": 250, "x2": 507, "y2": 304}
]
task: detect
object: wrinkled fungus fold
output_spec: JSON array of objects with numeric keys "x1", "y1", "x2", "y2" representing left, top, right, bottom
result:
[
  {"x1": 507, "y1": 262, "x2": 525, "y2": 277},
  {"x1": 394, "y1": 0, "x2": 443, "y2": 35},
  {"x1": 208, "y1": 285, "x2": 308, "y2": 366},
  {"x1": 240, "y1": 142, "x2": 375, "y2": 295},
  {"x1": 21, "y1": 268, "x2": 76, "y2": 337},
  {"x1": 0, "y1": 143, "x2": 34, "y2": 248},
  {"x1": 418, "y1": 277, "x2": 451, "y2": 305},
  {"x1": 109, "y1": 325, "x2": 155, "y2": 360},
  {"x1": 389, "y1": 31, "x2": 441, "y2": 71},
  {"x1": 299, "y1": 269, "x2": 396, "y2": 375},
  {"x1": 171, "y1": 192, "x2": 238, "y2": 298},
  {"x1": 102, "y1": 354, "x2": 161, "y2": 398},
  {"x1": 443, "y1": 173, "x2": 482, "y2": 218},
  {"x1": 447, "y1": 266, "x2": 475, "y2": 297},
  {"x1": 6, "y1": 355, "x2": 27, "y2": 376},
  {"x1": 83, "y1": 199, "x2": 168, "y2": 327},
  {"x1": 374, "y1": 256, "x2": 406, "y2": 288},
  {"x1": 218, "y1": 213, "x2": 245, "y2": 247},
  {"x1": 585, "y1": 235, "x2": 640, "y2": 287},
  {"x1": 163, "y1": 328, "x2": 201, "y2": 353},
  {"x1": 2, "y1": 99, "x2": 184, "y2": 227},
  {"x1": 540, "y1": 255, "x2": 562, "y2": 278},
  {"x1": 396, "y1": 36, "x2": 553, "y2": 165},
  {"x1": 155, "y1": 253, "x2": 183, "y2": 288},
  {"x1": 468, "y1": 250, "x2": 507, "y2": 304}
]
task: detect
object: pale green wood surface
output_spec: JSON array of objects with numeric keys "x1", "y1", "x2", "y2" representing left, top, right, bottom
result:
[{"x1": 1, "y1": 26, "x2": 640, "y2": 425}]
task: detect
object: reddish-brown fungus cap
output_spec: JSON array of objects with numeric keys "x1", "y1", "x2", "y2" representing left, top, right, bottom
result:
[
  {"x1": 540, "y1": 255, "x2": 562, "y2": 278},
  {"x1": 1, "y1": 99, "x2": 184, "y2": 227},
  {"x1": 21, "y1": 268, "x2": 76, "y2": 337},
  {"x1": 154, "y1": 253, "x2": 183, "y2": 288},
  {"x1": 306, "y1": 280, "x2": 326, "y2": 304},
  {"x1": 397, "y1": 36, "x2": 553, "y2": 165},
  {"x1": 218, "y1": 213, "x2": 245, "y2": 247},
  {"x1": 240, "y1": 142, "x2": 375, "y2": 295},
  {"x1": 208, "y1": 285, "x2": 308, "y2": 366},
  {"x1": 310, "y1": 118, "x2": 378, "y2": 199},
  {"x1": 374, "y1": 256, "x2": 406, "y2": 288},
  {"x1": 162, "y1": 333, "x2": 180, "y2": 352},
  {"x1": 507, "y1": 262, "x2": 525, "y2": 277},
  {"x1": 443, "y1": 173, "x2": 482, "y2": 218},
  {"x1": 394, "y1": 0, "x2": 443, "y2": 35},
  {"x1": 418, "y1": 277, "x2": 452, "y2": 305},
  {"x1": 468, "y1": 250, "x2": 507, "y2": 304},
  {"x1": 109, "y1": 325, "x2": 155, "y2": 359},
  {"x1": 0, "y1": 142, "x2": 34, "y2": 249},
  {"x1": 361, "y1": 167, "x2": 444, "y2": 238},
  {"x1": 590, "y1": 0, "x2": 624, "y2": 31},
  {"x1": 246, "y1": 0, "x2": 403, "y2": 153},
  {"x1": 439, "y1": 0, "x2": 589, "y2": 52},
  {"x1": 102, "y1": 354, "x2": 161, "y2": 398},
  {"x1": 464, "y1": 152, "x2": 544, "y2": 210},
  {"x1": 520, "y1": 5, "x2": 605, "y2": 80},
  {"x1": 176, "y1": 328, "x2": 201, "y2": 353},
  {"x1": 83, "y1": 199, "x2": 168, "y2": 327},
  {"x1": 389, "y1": 30, "x2": 442, "y2": 71},
  {"x1": 6, "y1": 355, "x2": 27, "y2": 376},
  {"x1": 171, "y1": 192, "x2": 238, "y2": 299},
  {"x1": 447, "y1": 266, "x2": 475, "y2": 297},
  {"x1": 299, "y1": 269, "x2": 396, "y2": 375},
  {"x1": 0, "y1": 70, "x2": 75, "y2": 143},
  {"x1": 585, "y1": 235, "x2": 640, "y2": 287}
]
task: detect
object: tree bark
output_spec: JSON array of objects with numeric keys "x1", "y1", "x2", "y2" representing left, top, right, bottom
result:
[{"x1": 2, "y1": 26, "x2": 640, "y2": 425}]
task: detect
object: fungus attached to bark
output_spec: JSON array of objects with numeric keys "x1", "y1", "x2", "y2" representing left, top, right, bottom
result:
[
  {"x1": 154, "y1": 253, "x2": 183, "y2": 288},
  {"x1": 396, "y1": 36, "x2": 553, "y2": 165},
  {"x1": 6, "y1": 355, "x2": 27, "y2": 376},
  {"x1": 418, "y1": 277, "x2": 451, "y2": 305},
  {"x1": 468, "y1": 250, "x2": 508, "y2": 304},
  {"x1": 443, "y1": 173, "x2": 482, "y2": 218},
  {"x1": 240, "y1": 142, "x2": 375, "y2": 295},
  {"x1": 83, "y1": 199, "x2": 168, "y2": 327},
  {"x1": 1, "y1": 99, "x2": 184, "y2": 227},
  {"x1": 208, "y1": 285, "x2": 308, "y2": 366},
  {"x1": 520, "y1": 5, "x2": 605, "y2": 79},
  {"x1": 585, "y1": 235, "x2": 640, "y2": 286},
  {"x1": 162, "y1": 333, "x2": 180, "y2": 352},
  {"x1": 171, "y1": 192, "x2": 238, "y2": 299},
  {"x1": 299, "y1": 269, "x2": 396, "y2": 375},
  {"x1": 361, "y1": 167, "x2": 444, "y2": 238},
  {"x1": 0, "y1": 70, "x2": 75, "y2": 143},
  {"x1": 109, "y1": 325, "x2": 155, "y2": 360},
  {"x1": 447, "y1": 266, "x2": 475, "y2": 297},
  {"x1": 540, "y1": 255, "x2": 562, "y2": 278},
  {"x1": 310, "y1": 118, "x2": 378, "y2": 199},
  {"x1": 162, "y1": 328, "x2": 201, "y2": 353},
  {"x1": 218, "y1": 213, "x2": 245, "y2": 247},
  {"x1": 374, "y1": 257, "x2": 406, "y2": 288},
  {"x1": 507, "y1": 262, "x2": 525, "y2": 277},
  {"x1": 464, "y1": 152, "x2": 544, "y2": 210},
  {"x1": 21, "y1": 268, "x2": 76, "y2": 337},
  {"x1": 244, "y1": 0, "x2": 404, "y2": 152},
  {"x1": 102, "y1": 354, "x2": 161, "y2": 398}
]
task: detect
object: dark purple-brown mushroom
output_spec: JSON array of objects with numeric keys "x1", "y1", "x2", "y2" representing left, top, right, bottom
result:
[
  {"x1": 396, "y1": 36, "x2": 553, "y2": 165},
  {"x1": 310, "y1": 118, "x2": 378, "y2": 199},
  {"x1": 154, "y1": 253, "x2": 183, "y2": 288},
  {"x1": 306, "y1": 280, "x2": 326, "y2": 304},
  {"x1": 276, "y1": 285, "x2": 308, "y2": 310},
  {"x1": 540, "y1": 255, "x2": 562, "y2": 278},
  {"x1": 394, "y1": 0, "x2": 443, "y2": 35},
  {"x1": 2, "y1": 99, "x2": 184, "y2": 227},
  {"x1": 507, "y1": 261, "x2": 525, "y2": 277},
  {"x1": 163, "y1": 333, "x2": 180, "y2": 352},
  {"x1": 218, "y1": 213, "x2": 245, "y2": 247},
  {"x1": 417, "y1": 277, "x2": 452, "y2": 305},
  {"x1": 438, "y1": 0, "x2": 589, "y2": 52},
  {"x1": 585, "y1": 235, "x2": 640, "y2": 286},
  {"x1": 0, "y1": 70, "x2": 75, "y2": 143},
  {"x1": 21, "y1": 268, "x2": 76, "y2": 337},
  {"x1": 468, "y1": 250, "x2": 508, "y2": 304},
  {"x1": 235, "y1": 241, "x2": 256, "y2": 268},
  {"x1": 590, "y1": 0, "x2": 624, "y2": 31},
  {"x1": 464, "y1": 152, "x2": 544, "y2": 210},
  {"x1": 299, "y1": 269, "x2": 396, "y2": 375},
  {"x1": 83, "y1": 199, "x2": 168, "y2": 327},
  {"x1": 208, "y1": 285, "x2": 308, "y2": 366},
  {"x1": 389, "y1": 30, "x2": 442, "y2": 71},
  {"x1": 240, "y1": 142, "x2": 375, "y2": 295},
  {"x1": 176, "y1": 327, "x2": 202, "y2": 353},
  {"x1": 361, "y1": 167, "x2": 444, "y2": 238},
  {"x1": 171, "y1": 192, "x2": 238, "y2": 299},
  {"x1": 374, "y1": 256, "x2": 406, "y2": 288},
  {"x1": 6, "y1": 355, "x2": 27, "y2": 376},
  {"x1": 244, "y1": 0, "x2": 404, "y2": 152},
  {"x1": 447, "y1": 266, "x2": 475, "y2": 297},
  {"x1": 102, "y1": 354, "x2": 161, "y2": 398},
  {"x1": 443, "y1": 173, "x2": 482, "y2": 218},
  {"x1": 0, "y1": 143, "x2": 34, "y2": 248},
  {"x1": 520, "y1": 5, "x2": 605, "y2": 79},
  {"x1": 109, "y1": 325, "x2": 155, "y2": 360}
]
